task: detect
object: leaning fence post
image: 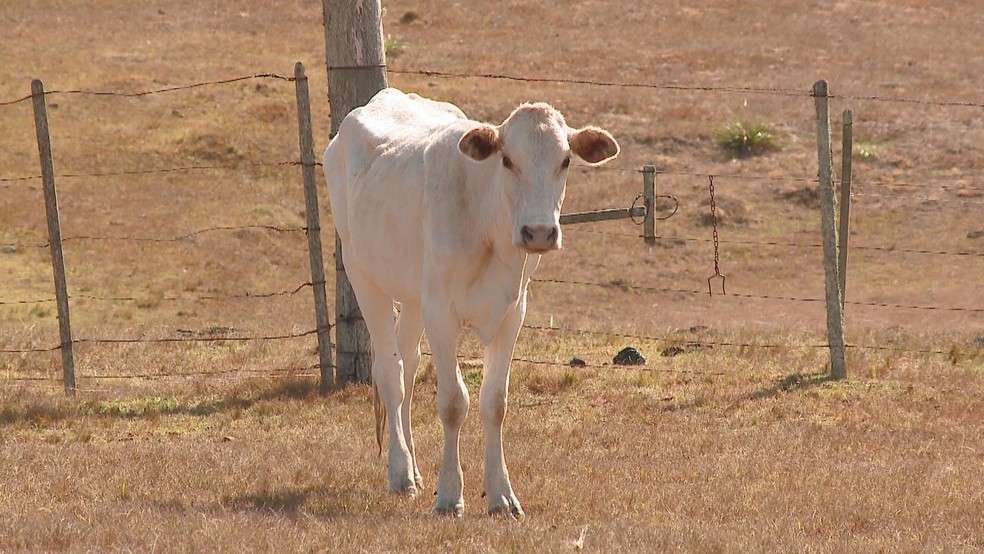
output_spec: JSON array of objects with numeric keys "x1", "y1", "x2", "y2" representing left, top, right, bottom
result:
[
  {"x1": 813, "y1": 80, "x2": 847, "y2": 380},
  {"x1": 642, "y1": 165, "x2": 656, "y2": 245},
  {"x1": 839, "y1": 109, "x2": 854, "y2": 312},
  {"x1": 31, "y1": 78, "x2": 76, "y2": 395},
  {"x1": 293, "y1": 62, "x2": 335, "y2": 392}
]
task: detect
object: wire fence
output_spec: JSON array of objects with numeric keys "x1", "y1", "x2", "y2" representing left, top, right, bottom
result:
[
  {"x1": 2, "y1": 64, "x2": 982, "y2": 393},
  {"x1": 1, "y1": 69, "x2": 337, "y2": 392},
  {"x1": 388, "y1": 68, "x2": 984, "y2": 109}
]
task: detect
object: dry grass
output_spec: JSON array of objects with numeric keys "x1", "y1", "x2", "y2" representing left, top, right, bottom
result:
[
  {"x1": 2, "y1": 0, "x2": 983, "y2": 551},
  {"x1": 1, "y1": 334, "x2": 982, "y2": 552}
]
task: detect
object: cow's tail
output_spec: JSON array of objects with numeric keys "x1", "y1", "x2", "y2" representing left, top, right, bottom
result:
[{"x1": 373, "y1": 380, "x2": 386, "y2": 457}]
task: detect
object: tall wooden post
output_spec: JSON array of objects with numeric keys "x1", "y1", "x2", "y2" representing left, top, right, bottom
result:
[
  {"x1": 813, "y1": 80, "x2": 847, "y2": 380},
  {"x1": 642, "y1": 165, "x2": 656, "y2": 245},
  {"x1": 839, "y1": 109, "x2": 854, "y2": 311},
  {"x1": 294, "y1": 62, "x2": 335, "y2": 393},
  {"x1": 322, "y1": 0, "x2": 388, "y2": 384},
  {"x1": 31, "y1": 79, "x2": 76, "y2": 395}
]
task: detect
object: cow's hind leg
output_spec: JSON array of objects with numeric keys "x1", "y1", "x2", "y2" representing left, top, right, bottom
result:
[
  {"x1": 396, "y1": 302, "x2": 425, "y2": 489},
  {"x1": 424, "y1": 302, "x2": 468, "y2": 517},
  {"x1": 350, "y1": 273, "x2": 417, "y2": 496},
  {"x1": 480, "y1": 296, "x2": 526, "y2": 519}
]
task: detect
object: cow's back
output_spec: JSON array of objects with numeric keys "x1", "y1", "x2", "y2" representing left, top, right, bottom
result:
[{"x1": 323, "y1": 88, "x2": 468, "y2": 303}]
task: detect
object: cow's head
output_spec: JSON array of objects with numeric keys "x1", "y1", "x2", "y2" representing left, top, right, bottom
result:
[{"x1": 458, "y1": 104, "x2": 619, "y2": 254}]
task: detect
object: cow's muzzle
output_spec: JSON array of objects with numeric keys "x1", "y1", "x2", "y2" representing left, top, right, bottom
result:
[{"x1": 520, "y1": 224, "x2": 560, "y2": 253}]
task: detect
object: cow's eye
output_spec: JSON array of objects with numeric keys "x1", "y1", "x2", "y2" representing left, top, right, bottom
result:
[
  {"x1": 502, "y1": 156, "x2": 514, "y2": 170},
  {"x1": 561, "y1": 157, "x2": 571, "y2": 169}
]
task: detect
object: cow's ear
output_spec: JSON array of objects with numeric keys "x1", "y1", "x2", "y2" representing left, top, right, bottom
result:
[
  {"x1": 569, "y1": 127, "x2": 620, "y2": 165},
  {"x1": 459, "y1": 125, "x2": 502, "y2": 161}
]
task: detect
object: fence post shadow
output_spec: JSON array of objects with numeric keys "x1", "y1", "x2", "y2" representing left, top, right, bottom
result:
[{"x1": 746, "y1": 371, "x2": 839, "y2": 402}]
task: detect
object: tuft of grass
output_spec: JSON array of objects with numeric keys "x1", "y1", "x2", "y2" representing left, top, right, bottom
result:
[
  {"x1": 853, "y1": 140, "x2": 878, "y2": 161},
  {"x1": 92, "y1": 396, "x2": 180, "y2": 418},
  {"x1": 525, "y1": 367, "x2": 583, "y2": 395},
  {"x1": 384, "y1": 34, "x2": 406, "y2": 58},
  {"x1": 715, "y1": 118, "x2": 779, "y2": 157}
]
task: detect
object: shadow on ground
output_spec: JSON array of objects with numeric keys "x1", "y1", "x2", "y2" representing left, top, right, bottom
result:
[
  {"x1": 746, "y1": 371, "x2": 837, "y2": 401},
  {"x1": 0, "y1": 377, "x2": 362, "y2": 426}
]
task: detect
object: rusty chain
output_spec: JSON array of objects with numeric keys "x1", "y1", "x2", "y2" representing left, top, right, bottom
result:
[{"x1": 707, "y1": 176, "x2": 727, "y2": 296}]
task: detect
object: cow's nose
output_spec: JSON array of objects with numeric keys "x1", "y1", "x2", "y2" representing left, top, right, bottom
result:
[{"x1": 521, "y1": 224, "x2": 559, "y2": 252}]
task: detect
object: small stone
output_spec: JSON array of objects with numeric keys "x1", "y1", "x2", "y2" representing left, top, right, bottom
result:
[
  {"x1": 967, "y1": 230, "x2": 983, "y2": 239},
  {"x1": 661, "y1": 345, "x2": 687, "y2": 357},
  {"x1": 569, "y1": 357, "x2": 586, "y2": 368},
  {"x1": 662, "y1": 343, "x2": 710, "y2": 357},
  {"x1": 1, "y1": 246, "x2": 16, "y2": 254},
  {"x1": 613, "y1": 347, "x2": 645, "y2": 366}
]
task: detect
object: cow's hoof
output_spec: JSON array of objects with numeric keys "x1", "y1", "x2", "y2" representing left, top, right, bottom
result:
[
  {"x1": 390, "y1": 486, "x2": 418, "y2": 498},
  {"x1": 434, "y1": 501, "x2": 464, "y2": 518},
  {"x1": 488, "y1": 497, "x2": 524, "y2": 520},
  {"x1": 388, "y1": 476, "x2": 418, "y2": 498}
]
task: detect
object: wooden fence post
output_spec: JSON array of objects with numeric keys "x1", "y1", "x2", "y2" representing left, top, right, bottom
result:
[
  {"x1": 839, "y1": 109, "x2": 854, "y2": 311},
  {"x1": 642, "y1": 165, "x2": 656, "y2": 245},
  {"x1": 31, "y1": 79, "x2": 76, "y2": 395},
  {"x1": 294, "y1": 62, "x2": 335, "y2": 393},
  {"x1": 813, "y1": 80, "x2": 847, "y2": 380},
  {"x1": 322, "y1": 0, "x2": 388, "y2": 384}
]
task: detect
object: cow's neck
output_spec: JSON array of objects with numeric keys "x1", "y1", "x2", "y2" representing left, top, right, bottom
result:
[
  {"x1": 482, "y1": 176, "x2": 526, "y2": 267},
  {"x1": 451, "y1": 168, "x2": 539, "y2": 343}
]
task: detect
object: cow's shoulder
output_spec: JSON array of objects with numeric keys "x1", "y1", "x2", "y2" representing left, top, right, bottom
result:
[{"x1": 341, "y1": 88, "x2": 467, "y2": 148}]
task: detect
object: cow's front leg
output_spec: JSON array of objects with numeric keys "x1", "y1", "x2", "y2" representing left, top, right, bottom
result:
[
  {"x1": 424, "y1": 303, "x2": 468, "y2": 517},
  {"x1": 480, "y1": 295, "x2": 526, "y2": 519}
]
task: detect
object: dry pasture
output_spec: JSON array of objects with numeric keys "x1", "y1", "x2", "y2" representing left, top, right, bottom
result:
[{"x1": 1, "y1": 0, "x2": 983, "y2": 551}]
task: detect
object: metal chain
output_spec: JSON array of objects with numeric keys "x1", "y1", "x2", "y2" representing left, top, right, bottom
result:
[
  {"x1": 707, "y1": 176, "x2": 727, "y2": 296},
  {"x1": 630, "y1": 193, "x2": 646, "y2": 225}
]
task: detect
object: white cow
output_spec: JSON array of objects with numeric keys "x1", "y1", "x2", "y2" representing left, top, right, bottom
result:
[{"x1": 323, "y1": 88, "x2": 619, "y2": 518}]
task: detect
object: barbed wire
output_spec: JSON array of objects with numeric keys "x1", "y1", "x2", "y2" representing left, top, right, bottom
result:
[
  {"x1": 852, "y1": 180, "x2": 984, "y2": 191},
  {"x1": 73, "y1": 328, "x2": 320, "y2": 346},
  {"x1": 666, "y1": 234, "x2": 982, "y2": 258},
  {"x1": 390, "y1": 67, "x2": 984, "y2": 109},
  {"x1": 587, "y1": 166, "x2": 984, "y2": 194},
  {"x1": 850, "y1": 191, "x2": 984, "y2": 205},
  {"x1": 419, "y1": 350, "x2": 730, "y2": 377},
  {"x1": 61, "y1": 224, "x2": 307, "y2": 244},
  {"x1": 0, "y1": 328, "x2": 321, "y2": 354},
  {"x1": 532, "y1": 276, "x2": 984, "y2": 313},
  {"x1": 0, "y1": 297, "x2": 56, "y2": 306},
  {"x1": 521, "y1": 323, "x2": 965, "y2": 356},
  {"x1": 0, "y1": 160, "x2": 315, "y2": 184},
  {"x1": 1, "y1": 363, "x2": 320, "y2": 386},
  {"x1": 80, "y1": 362, "x2": 319, "y2": 381},
  {"x1": 393, "y1": 68, "x2": 805, "y2": 96},
  {"x1": 0, "y1": 73, "x2": 295, "y2": 107},
  {"x1": 0, "y1": 283, "x2": 313, "y2": 308},
  {"x1": 522, "y1": 323, "x2": 798, "y2": 349},
  {"x1": 3, "y1": 224, "x2": 307, "y2": 250},
  {"x1": 1, "y1": 344, "x2": 61, "y2": 353},
  {"x1": 828, "y1": 92, "x2": 984, "y2": 109},
  {"x1": 3, "y1": 67, "x2": 979, "y2": 112},
  {"x1": 72, "y1": 282, "x2": 314, "y2": 303}
]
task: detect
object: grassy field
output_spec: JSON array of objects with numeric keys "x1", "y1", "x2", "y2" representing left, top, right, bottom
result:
[{"x1": 2, "y1": 0, "x2": 983, "y2": 551}]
